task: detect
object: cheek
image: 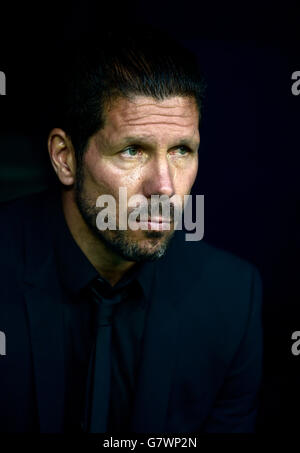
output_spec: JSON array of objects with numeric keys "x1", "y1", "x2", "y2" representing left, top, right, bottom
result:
[
  {"x1": 177, "y1": 160, "x2": 198, "y2": 194},
  {"x1": 81, "y1": 158, "x2": 116, "y2": 198},
  {"x1": 189, "y1": 155, "x2": 199, "y2": 183},
  {"x1": 83, "y1": 156, "x2": 143, "y2": 200},
  {"x1": 190, "y1": 161, "x2": 199, "y2": 186}
]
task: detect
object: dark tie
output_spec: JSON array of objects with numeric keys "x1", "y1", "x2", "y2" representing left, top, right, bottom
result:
[{"x1": 81, "y1": 279, "x2": 126, "y2": 433}]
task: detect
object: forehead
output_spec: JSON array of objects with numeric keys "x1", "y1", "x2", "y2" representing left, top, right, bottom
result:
[{"x1": 100, "y1": 95, "x2": 200, "y2": 144}]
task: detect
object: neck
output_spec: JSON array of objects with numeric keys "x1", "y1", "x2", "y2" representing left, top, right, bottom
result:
[{"x1": 61, "y1": 188, "x2": 135, "y2": 286}]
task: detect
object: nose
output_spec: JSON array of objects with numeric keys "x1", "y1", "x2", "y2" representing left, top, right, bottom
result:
[{"x1": 142, "y1": 154, "x2": 175, "y2": 198}]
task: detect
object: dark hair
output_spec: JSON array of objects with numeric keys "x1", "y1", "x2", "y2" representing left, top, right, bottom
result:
[{"x1": 54, "y1": 25, "x2": 205, "y2": 166}]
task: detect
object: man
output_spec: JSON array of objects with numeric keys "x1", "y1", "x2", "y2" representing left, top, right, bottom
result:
[{"x1": 0, "y1": 27, "x2": 263, "y2": 433}]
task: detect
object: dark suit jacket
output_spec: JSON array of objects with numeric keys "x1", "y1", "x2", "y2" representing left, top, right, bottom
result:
[{"x1": 0, "y1": 189, "x2": 263, "y2": 433}]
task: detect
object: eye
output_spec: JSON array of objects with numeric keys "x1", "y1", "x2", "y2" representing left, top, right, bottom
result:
[
  {"x1": 178, "y1": 146, "x2": 188, "y2": 155},
  {"x1": 120, "y1": 146, "x2": 141, "y2": 158},
  {"x1": 173, "y1": 146, "x2": 191, "y2": 156}
]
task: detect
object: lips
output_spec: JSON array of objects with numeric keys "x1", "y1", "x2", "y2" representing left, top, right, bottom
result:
[
  {"x1": 128, "y1": 217, "x2": 172, "y2": 231},
  {"x1": 148, "y1": 218, "x2": 171, "y2": 223},
  {"x1": 145, "y1": 218, "x2": 172, "y2": 231}
]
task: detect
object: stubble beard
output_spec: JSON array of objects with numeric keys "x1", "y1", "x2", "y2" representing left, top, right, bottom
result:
[{"x1": 74, "y1": 165, "x2": 175, "y2": 262}]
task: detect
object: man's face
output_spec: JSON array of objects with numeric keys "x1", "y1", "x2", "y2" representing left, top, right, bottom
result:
[{"x1": 75, "y1": 95, "x2": 200, "y2": 262}]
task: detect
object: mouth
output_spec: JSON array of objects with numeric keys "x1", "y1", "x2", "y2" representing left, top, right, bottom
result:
[{"x1": 134, "y1": 217, "x2": 172, "y2": 231}]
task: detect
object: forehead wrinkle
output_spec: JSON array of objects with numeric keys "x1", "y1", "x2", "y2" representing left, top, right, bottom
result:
[
  {"x1": 122, "y1": 115, "x2": 196, "y2": 126},
  {"x1": 108, "y1": 113, "x2": 198, "y2": 134},
  {"x1": 122, "y1": 104, "x2": 197, "y2": 116},
  {"x1": 115, "y1": 111, "x2": 198, "y2": 126},
  {"x1": 115, "y1": 110, "x2": 197, "y2": 123},
  {"x1": 126, "y1": 112, "x2": 194, "y2": 117},
  {"x1": 110, "y1": 125, "x2": 200, "y2": 149},
  {"x1": 112, "y1": 102, "x2": 198, "y2": 120},
  {"x1": 124, "y1": 95, "x2": 197, "y2": 107},
  {"x1": 128, "y1": 102, "x2": 185, "y2": 108},
  {"x1": 122, "y1": 121, "x2": 197, "y2": 128},
  {"x1": 102, "y1": 97, "x2": 199, "y2": 143},
  {"x1": 120, "y1": 132, "x2": 198, "y2": 141}
]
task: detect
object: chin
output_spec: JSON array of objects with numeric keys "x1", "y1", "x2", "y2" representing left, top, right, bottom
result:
[{"x1": 99, "y1": 229, "x2": 174, "y2": 262}]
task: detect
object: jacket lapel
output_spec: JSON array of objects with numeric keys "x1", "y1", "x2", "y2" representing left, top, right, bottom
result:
[{"x1": 23, "y1": 253, "x2": 66, "y2": 433}]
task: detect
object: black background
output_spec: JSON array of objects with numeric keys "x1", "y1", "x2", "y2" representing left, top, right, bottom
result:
[{"x1": 1, "y1": 0, "x2": 300, "y2": 433}]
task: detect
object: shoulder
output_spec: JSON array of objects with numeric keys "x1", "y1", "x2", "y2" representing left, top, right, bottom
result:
[
  {"x1": 164, "y1": 229, "x2": 260, "y2": 285},
  {"x1": 0, "y1": 189, "x2": 51, "y2": 219},
  {"x1": 157, "y1": 232, "x2": 262, "y2": 346},
  {"x1": 0, "y1": 189, "x2": 51, "y2": 244},
  {"x1": 159, "y1": 230, "x2": 262, "y2": 319},
  {"x1": 0, "y1": 189, "x2": 55, "y2": 271}
]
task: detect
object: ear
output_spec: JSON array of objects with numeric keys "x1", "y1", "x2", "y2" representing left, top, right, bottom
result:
[{"x1": 48, "y1": 128, "x2": 76, "y2": 186}]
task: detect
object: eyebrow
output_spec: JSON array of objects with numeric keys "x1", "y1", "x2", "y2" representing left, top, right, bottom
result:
[{"x1": 118, "y1": 135, "x2": 199, "y2": 149}]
